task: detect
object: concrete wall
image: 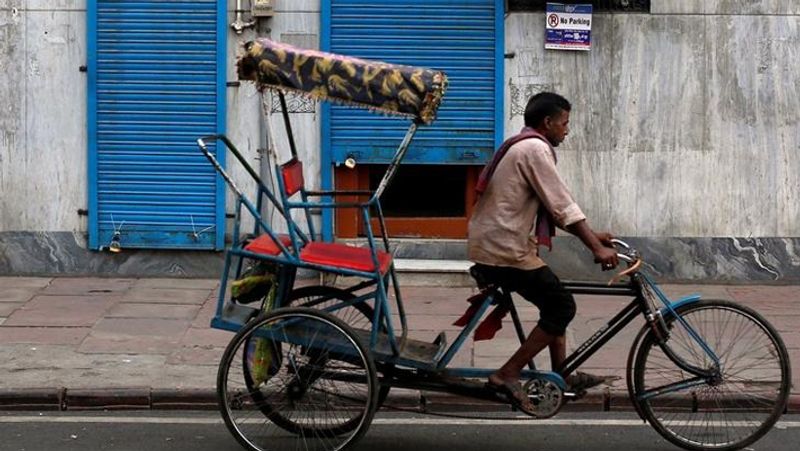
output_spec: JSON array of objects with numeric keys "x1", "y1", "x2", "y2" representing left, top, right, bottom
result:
[
  {"x1": 501, "y1": 2, "x2": 800, "y2": 281},
  {"x1": 0, "y1": 1, "x2": 87, "y2": 233},
  {"x1": 505, "y1": 3, "x2": 800, "y2": 238},
  {"x1": 1, "y1": 1, "x2": 799, "y2": 281}
]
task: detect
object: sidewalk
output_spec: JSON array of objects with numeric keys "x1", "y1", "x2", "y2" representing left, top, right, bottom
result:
[{"x1": 0, "y1": 276, "x2": 798, "y2": 412}]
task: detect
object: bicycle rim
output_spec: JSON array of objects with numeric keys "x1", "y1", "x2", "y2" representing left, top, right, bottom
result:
[
  {"x1": 218, "y1": 308, "x2": 378, "y2": 451},
  {"x1": 286, "y1": 286, "x2": 374, "y2": 331},
  {"x1": 287, "y1": 285, "x2": 392, "y2": 408},
  {"x1": 634, "y1": 301, "x2": 790, "y2": 451}
]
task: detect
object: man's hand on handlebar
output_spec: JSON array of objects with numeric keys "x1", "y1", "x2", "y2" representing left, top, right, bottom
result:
[
  {"x1": 565, "y1": 220, "x2": 619, "y2": 271},
  {"x1": 593, "y1": 246, "x2": 619, "y2": 271},
  {"x1": 594, "y1": 232, "x2": 618, "y2": 270}
]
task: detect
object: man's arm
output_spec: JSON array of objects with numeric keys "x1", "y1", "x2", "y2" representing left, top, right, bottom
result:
[
  {"x1": 565, "y1": 220, "x2": 619, "y2": 270},
  {"x1": 515, "y1": 142, "x2": 619, "y2": 270},
  {"x1": 555, "y1": 225, "x2": 614, "y2": 245}
]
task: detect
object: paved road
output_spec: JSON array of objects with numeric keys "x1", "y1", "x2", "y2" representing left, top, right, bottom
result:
[{"x1": 2, "y1": 411, "x2": 797, "y2": 451}]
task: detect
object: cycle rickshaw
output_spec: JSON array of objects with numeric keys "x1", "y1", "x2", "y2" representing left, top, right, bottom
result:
[{"x1": 197, "y1": 39, "x2": 790, "y2": 451}]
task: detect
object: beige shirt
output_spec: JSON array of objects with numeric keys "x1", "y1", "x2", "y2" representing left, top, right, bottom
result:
[{"x1": 468, "y1": 138, "x2": 586, "y2": 270}]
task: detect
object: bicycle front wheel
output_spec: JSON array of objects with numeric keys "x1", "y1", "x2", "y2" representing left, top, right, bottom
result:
[{"x1": 633, "y1": 299, "x2": 790, "y2": 451}]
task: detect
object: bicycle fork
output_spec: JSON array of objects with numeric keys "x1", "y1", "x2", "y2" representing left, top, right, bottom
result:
[{"x1": 636, "y1": 308, "x2": 723, "y2": 403}]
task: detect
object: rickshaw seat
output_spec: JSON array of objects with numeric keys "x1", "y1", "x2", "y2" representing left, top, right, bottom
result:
[
  {"x1": 244, "y1": 233, "x2": 294, "y2": 256},
  {"x1": 300, "y1": 242, "x2": 392, "y2": 275}
]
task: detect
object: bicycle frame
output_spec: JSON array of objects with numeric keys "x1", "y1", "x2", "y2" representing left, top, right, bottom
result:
[{"x1": 378, "y1": 268, "x2": 721, "y2": 399}]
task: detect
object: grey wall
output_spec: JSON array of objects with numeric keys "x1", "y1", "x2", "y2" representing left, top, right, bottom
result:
[
  {"x1": 505, "y1": 3, "x2": 800, "y2": 238},
  {"x1": 0, "y1": 1, "x2": 87, "y2": 234},
  {"x1": 1, "y1": 1, "x2": 799, "y2": 281},
  {"x1": 502, "y1": 2, "x2": 800, "y2": 281}
]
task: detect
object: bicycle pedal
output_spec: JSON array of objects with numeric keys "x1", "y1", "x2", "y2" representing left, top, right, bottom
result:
[{"x1": 563, "y1": 390, "x2": 587, "y2": 401}]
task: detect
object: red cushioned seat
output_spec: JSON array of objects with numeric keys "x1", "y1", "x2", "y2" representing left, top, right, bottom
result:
[
  {"x1": 244, "y1": 234, "x2": 294, "y2": 256},
  {"x1": 300, "y1": 242, "x2": 392, "y2": 275}
]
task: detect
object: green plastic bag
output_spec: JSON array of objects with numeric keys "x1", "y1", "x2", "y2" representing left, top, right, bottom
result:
[
  {"x1": 231, "y1": 260, "x2": 278, "y2": 304},
  {"x1": 249, "y1": 282, "x2": 278, "y2": 386}
]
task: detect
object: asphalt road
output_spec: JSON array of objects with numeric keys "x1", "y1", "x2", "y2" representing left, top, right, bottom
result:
[{"x1": 1, "y1": 411, "x2": 797, "y2": 451}]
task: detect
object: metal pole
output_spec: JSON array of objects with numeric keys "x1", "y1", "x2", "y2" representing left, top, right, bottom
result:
[{"x1": 374, "y1": 121, "x2": 419, "y2": 199}]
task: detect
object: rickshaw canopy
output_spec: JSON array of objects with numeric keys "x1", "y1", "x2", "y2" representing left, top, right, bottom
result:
[{"x1": 237, "y1": 38, "x2": 448, "y2": 125}]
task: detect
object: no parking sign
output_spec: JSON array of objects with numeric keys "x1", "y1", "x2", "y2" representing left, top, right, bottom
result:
[{"x1": 545, "y1": 3, "x2": 593, "y2": 51}]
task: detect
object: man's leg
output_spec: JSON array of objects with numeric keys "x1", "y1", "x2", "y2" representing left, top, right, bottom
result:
[
  {"x1": 479, "y1": 265, "x2": 573, "y2": 411},
  {"x1": 489, "y1": 325, "x2": 555, "y2": 385},
  {"x1": 549, "y1": 334, "x2": 567, "y2": 371},
  {"x1": 485, "y1": 265, "x2": 572, "y2": 380},
  {"x1": 487, "y1": 325, "x2": 554, "y2": 412}
]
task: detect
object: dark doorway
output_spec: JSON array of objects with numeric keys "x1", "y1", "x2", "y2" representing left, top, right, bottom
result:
[{"x1": 334, "y1": 165, "x2": 480, "y2": 238}]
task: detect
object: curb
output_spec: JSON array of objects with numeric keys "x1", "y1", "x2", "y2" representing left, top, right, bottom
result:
[
  {"x1": 0, "y1": 388, "x2": 66, "y2": 411},
  {"x1": 1, "y1": 388, "x2": 798, "y2": 414},
  {"x1": 0, "y1": 388, "x2": 219, "y2": 412}
]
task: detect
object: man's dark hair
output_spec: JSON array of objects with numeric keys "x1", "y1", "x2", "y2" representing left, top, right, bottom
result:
[{"x1": 524, "y1": 92, "x2": 571, "y2": 128}]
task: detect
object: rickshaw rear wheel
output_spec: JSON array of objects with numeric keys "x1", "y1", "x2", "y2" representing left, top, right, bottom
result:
[
  {"x1": 218, "y1": 307, "x2": 378, "y2": 451},
  {"x1": 285, "y1": 285, "x2": 392, "y2": 407},
  {"x1": 235, "y1": 286, "x2": 391, "y2": 437}
]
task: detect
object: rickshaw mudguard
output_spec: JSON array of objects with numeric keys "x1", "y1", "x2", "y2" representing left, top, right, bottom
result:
[
  {"x1": 237, "y1": 38, "x2": 447, "y2": 124},
  {"x1": 659, "y1": 294, "x2": 701, "y2": 318}
]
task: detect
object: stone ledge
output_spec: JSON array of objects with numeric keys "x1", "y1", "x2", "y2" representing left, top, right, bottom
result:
[
  {"x1": 64, "y1": 388, "x2": 151, "y2": 411},
  {"x1": 0, "y1": 388, "x2": 65, "y2": 411}
]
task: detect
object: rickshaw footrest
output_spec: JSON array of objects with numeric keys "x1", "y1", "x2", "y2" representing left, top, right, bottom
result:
[{"x1": 432, "y1": 332, "x2": 447, "y2": 362}]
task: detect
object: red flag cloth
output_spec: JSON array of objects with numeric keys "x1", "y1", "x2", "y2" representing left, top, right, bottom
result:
[
  {"x1": 452, "y1": 291, "x2": 490, "y2": 327},
  {"x1": 475, "y1": 127, "x2": 557, "y2": 250},
  {"x1": 473, "y1": 304, "x2": 511, "y2": 341},
  {"x1": 452, "y1": 290, "x2": 513, "y2": 341}
]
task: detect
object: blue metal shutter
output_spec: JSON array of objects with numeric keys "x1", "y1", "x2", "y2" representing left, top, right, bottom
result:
[
  {"x1": 323, "y1": 0, "x2": 503, "y2": 165},
  {"x1": 87, "y1": 0, "x2": 226, "y2": 250}
]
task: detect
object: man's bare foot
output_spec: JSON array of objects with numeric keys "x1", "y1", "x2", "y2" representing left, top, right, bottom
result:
[{"x1": 487, "y1": 373, "x2": 534, "y2": 413}]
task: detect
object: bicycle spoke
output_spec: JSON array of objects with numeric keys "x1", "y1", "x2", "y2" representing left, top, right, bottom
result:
[
  {"x1": 218, "y1": 309, "x2": 377, "y2": 451},
  {"x1": 635, "y1": 301, "x2": 789, "y2": 450}
]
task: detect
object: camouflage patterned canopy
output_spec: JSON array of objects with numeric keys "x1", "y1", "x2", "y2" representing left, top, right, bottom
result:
[{"x1": 237, "y1": 38, "x2": 448, "y2": 124}]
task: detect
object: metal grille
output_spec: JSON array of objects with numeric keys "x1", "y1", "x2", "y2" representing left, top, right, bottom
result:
[
  {"x1": 88, "y1": 0, "x2": 226, "y2": 250},
  {"x1": 508, "y1": 0, "x2": 650, "y2": 12},
  {"x1": 325, "y1": 0, "x2": 502, "y2": 165}
]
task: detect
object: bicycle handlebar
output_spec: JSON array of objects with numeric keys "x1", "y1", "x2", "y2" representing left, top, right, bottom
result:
[
  {"x1": 610, "y1": 238, "x2": 638, "y2": 263},
  {"x1": 610, "y1": 238, "x2": 630, "y2": 249},
  {"x1": 608, "y1": 238, "x2": 642, "y2": 284},
  {"x1": 617, "y1": 253, "x2": 637, "y2": 264}
]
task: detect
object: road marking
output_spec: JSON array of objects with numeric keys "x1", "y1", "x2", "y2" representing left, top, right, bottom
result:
[
  {"x1": 0, "y1": 415, "x2": 798, "y2": 428},
  {"x1": 0, "y1": 416, "x2": 224, "y2": 425}
]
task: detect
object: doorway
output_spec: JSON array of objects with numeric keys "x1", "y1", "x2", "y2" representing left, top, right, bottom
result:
[{"x1": 334, "y1": 165, "x2": 480, "y2": 238}]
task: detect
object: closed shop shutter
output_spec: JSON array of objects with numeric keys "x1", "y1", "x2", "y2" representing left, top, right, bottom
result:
[
  {"x1": 87, "y1": 0, "x2": 226, "y2": 250},
  {"x1": 323, "y1": 0, "x2": 503, "y2": 165}
]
